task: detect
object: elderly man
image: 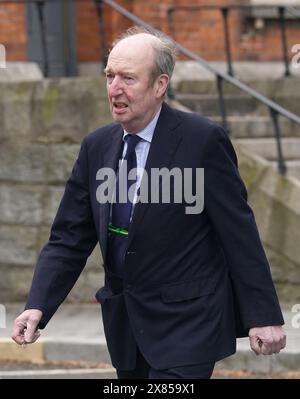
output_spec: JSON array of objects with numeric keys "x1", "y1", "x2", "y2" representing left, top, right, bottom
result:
[{"x1": 12, "y1": 27, "x2": 285, "y2": 379}]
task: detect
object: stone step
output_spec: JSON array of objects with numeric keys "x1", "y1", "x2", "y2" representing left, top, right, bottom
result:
[
  {"x1": 270, "y1": 160, "x2": 300, "y2": 181},
  {"x1": 233, "y1": 138, "x2": 300, "y2": 161},
  {"x1": 211, "y1": 116, "x2": 300, "y2": 139},
  {"x1": 175, "y1": 93, "x2": 300, "y2": 116},
  {"x1": 175, "y1": 77, "x2": 300, "y2": 96}
]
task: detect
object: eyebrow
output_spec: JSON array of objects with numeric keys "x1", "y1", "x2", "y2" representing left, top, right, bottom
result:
[{"x1": 104, "y1": 67, "x2": 136, "y2": 76}]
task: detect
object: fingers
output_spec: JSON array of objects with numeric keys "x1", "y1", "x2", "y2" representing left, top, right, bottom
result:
[
  {"x1": 12, "y1": 319, "x2": 27, "y2": 345},
  {"x1": 271, "y1": 335, "x2": 283, "y2": 354},
  {"x1": 249, "y1": 335, "x2": 262, "y2": 355},
  {"x1": 273, "y1": 327, "x2": 286, "y2": 354},
  {"x1": 24, "y1": 318, "x2": 40, "y2": 343},
  {"x1": 260, "y1": 339, "x2": 275, "y2": 355},
  {"x1": 249, "y1": 326, "x2": 286, "y2": 356},
  {"x1": 11, "y1": 309, "x2": 43, "y2": 345},
  {"x1": 268, "y1": 326, "x2": 286, "y2": 354},
  {"x1": 25, "y1": 330, "x2": 41, "y2": 345}
]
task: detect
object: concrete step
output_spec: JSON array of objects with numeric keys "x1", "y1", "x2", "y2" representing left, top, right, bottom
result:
[
  {"x1": 175, "y1": 93, "x2": 300, "y2": 116},
  {"x1": 233, "y1": 137, "x2": 300, "y2": 161},
  {"x1": 175, "y1": 77, "x2": 300, "y2": 96},
  {"x1": 176, "y1": 93, "x2": 264, "y2": 116},
  {"x1": 270, "y1": 160, "x2": 300, "y2": 181},
  {"x1": 211, "y1": 116, "x2": 300, "y2": 139}
]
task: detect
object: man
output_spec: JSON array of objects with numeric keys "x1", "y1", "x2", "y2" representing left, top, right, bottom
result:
[{"x1": 12, "y1": 27, "x2": 286, "y2": 379}]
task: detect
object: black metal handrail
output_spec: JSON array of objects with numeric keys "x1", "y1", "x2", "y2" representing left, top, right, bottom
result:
[
  {"x1": 35, "y1": 1, "x2": 48, "y2": 77},
  {"x1": 167, "y1": 3, "x2": 300, "y2": 78},
  {"x1": 99, "y1": 0, "x2": 300, "y2": 176},
  {"x1": 286, "y1": 6, "x2": 300, "y2": 19}
]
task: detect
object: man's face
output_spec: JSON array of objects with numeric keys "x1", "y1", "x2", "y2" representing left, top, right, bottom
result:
[{"x1": 105, "y1": 35, "x2": 168, "y2": 134}]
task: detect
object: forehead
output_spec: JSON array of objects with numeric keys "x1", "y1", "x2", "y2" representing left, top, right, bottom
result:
[
  {"x1": 106, "y1": 36, "x2": 155, "y2": 73},
  {"x1": 106, "y1": 54, "x2": 141, "y2": 74}
]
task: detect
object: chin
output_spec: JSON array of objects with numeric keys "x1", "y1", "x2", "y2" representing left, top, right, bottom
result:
[
  {"x1": 113, "y1": 109, "x2": 131, "y2": 118},
  {"x1": 113, "y1": 114, "x2": 127, "y2": 122}
]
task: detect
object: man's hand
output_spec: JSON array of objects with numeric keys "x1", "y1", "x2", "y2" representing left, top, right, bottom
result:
[
  {"x1": 249, "y1": 325, "x2": 286, "y2": 355},
  {"x1": 12, "y1": 309, "x2": 43, "y2": 345}
]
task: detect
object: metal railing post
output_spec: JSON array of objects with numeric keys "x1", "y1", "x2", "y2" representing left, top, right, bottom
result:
[
  {"x1": 269, "y1": 108, "x2": 287, "y2": 175},
  {"x1": 221, "y1": 7, "x2": 234, "y2": 77},
  {"x1": 63, "y1": 0, "x2": 77, "y2": 77},
  {"x1": 167, "y1": 6, "x2": 176, "y2": 39},
  {"x1": 95, "y1": 0, "x2": 108, "y2": 68},
  {"x1": 278, "y1": 6, "x2": 291, "y2": 77},
  {"x1": 216, "y1": 75, "x2": 229, "y2": 134},
  {"x1": 36, "y1": 0, "x2": 48, "y2": 77}
]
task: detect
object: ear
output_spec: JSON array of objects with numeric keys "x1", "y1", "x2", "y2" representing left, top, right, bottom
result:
[{"x1": 155, "y1": 74, "x2": 170, "y2": 98}]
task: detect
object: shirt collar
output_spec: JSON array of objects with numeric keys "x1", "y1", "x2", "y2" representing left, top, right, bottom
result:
[{"x1": 123, "y1": 106, "x2": 162, "y2": 144}]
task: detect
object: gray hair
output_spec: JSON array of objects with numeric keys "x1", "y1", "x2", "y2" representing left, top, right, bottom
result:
[{"x1": 112, "y1": 26, "x2": 177, "y2": 84}]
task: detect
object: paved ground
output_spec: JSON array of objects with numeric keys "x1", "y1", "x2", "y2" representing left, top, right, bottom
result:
[
  {"x1": 1, "y1": 360, "x2": 300, "y2": 379},
  {"x1": 0, "y1": 303, "x2": 299, "y2": 378}
]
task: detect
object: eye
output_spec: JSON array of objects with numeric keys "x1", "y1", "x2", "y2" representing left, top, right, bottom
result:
[
  {"x1": 106, "y1": 73, "x2": 114, "y2": 84},
  {"x1": 124, "y1": 76, "x2": 134, "y2": 84}
]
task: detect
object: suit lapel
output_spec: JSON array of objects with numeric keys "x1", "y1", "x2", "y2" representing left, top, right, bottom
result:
[
  {"x1": 127, "y1": 102, "x2": 183, "y2": 248},
  {"x1": 98, "y1": 125, "x2": 124, "y2": 262}
]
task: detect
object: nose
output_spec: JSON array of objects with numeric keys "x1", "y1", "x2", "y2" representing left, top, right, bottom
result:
[{"x1": 108, "y1": 76, "x2": 124, "y2": 97}]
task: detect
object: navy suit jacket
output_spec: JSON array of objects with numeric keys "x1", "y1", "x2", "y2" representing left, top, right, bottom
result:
[{"x1": 26, "y1": 102, "x2": 284, "y2": 370}]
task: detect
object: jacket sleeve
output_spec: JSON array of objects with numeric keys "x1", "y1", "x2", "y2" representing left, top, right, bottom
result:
[
  {"x1": 203, "y1": 125, "x2": 284, "y2": 329},
  {"x1": 25, "y1": 138, "x2": 98, "y2": 328}
]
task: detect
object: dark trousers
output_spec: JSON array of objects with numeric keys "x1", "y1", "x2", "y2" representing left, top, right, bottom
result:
[{"x1": 117, "y1": 345, "x2": 215, "y2": 379}]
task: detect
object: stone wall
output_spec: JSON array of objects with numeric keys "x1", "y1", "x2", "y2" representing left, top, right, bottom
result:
[
  {"x1": 237, "y1": 149, "x2": 300, "y2": 305},
  {"x1": 0, "y1": 77, "x2": 112, "y2": 303}
]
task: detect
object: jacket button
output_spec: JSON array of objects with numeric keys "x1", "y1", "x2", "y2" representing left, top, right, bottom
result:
[
  {"x1": 127, "y1": 251, "x2": 136, "y2": 255},
  {"x1": 139, "y1": 329, "x2": 144, "y2": 335}
]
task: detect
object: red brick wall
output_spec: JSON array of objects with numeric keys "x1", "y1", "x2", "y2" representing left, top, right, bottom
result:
[
  {"x1": 1, "y1": 0, "x2": 299, "y2": 64},
  {"x1": 75, "y1": 0, "x2": 300, "y2": 63},
  {"x1": 239, "y1": 20, "x2": 300, "y2": 62},
  {"x1": 75, "y1": 0, "x2": 244, "y2": 62},
  {"x1": 0, "y1": 2, "x2": 26, "y2": 61},
  {"x1": 76, "y1": 0, "x2": 101, "y2": 62}
]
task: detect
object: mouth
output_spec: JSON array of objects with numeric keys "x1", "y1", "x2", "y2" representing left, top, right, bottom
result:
[{"x1": 112, "y1": 102, "x2": 128, "y2": 110}]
